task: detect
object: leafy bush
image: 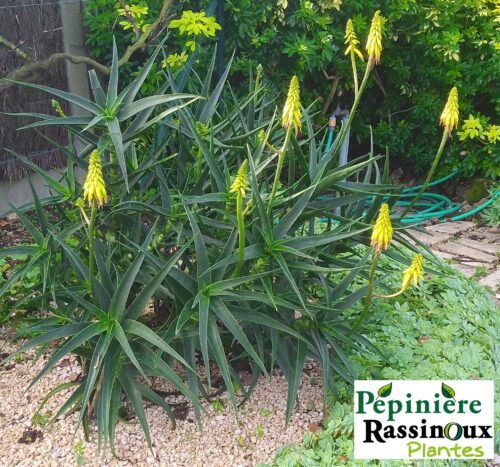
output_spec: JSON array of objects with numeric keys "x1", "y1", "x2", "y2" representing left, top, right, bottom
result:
[
  {"x1": 83, "y1": 0, "x2": 498, "y2": 177},
  {"x1": 215, "y1": 0, "x2": 499, "y2": 177},
  {"x1": 0, "y1": 21, "x2": 452, "y2": 450},
  {"x1": 481, "y1": 183, "x2": 500, "y2": 227},
  {"x1": 264, "y1": 263, "x2": 499, "y2": 466},
  {"x1": 454, "y1": 114, "x2": 500, "y2": 179}
]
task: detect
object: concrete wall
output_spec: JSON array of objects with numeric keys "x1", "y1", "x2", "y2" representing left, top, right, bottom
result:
[
  {"x1": 0, "y1": 169, "x2": 63, "y2": 215},
  {"x1": 0, "y1": 1, "x2": 90, "y2": 218}
]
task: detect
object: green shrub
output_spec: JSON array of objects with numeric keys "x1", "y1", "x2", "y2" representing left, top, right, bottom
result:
[
  {"x1": 215, "y1": 0, "x2": 499, "y2": 177},
  {"x1": 481, "y1": 183, "x2": 500, "y2": 226},
  {"x1": 83, "y1": 0, "x2": 498, "y2": 178}
]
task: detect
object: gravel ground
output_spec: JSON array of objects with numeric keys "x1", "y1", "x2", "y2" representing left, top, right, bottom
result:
[{"x1": 0, "y1": 338, "x2": 324, "y2": 467}]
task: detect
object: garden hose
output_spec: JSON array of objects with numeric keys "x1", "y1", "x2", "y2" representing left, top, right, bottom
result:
[{"x1": 321, "y1": 123, "x2": 497, "y2": 225}]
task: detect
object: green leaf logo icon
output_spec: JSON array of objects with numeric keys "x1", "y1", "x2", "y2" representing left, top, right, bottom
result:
[
  {"x1": 377, "y1": 382, "x2": 393, "y2": 398},
  {"x1": 441, "y1": 382, "x2": 456, "y2": 399}
]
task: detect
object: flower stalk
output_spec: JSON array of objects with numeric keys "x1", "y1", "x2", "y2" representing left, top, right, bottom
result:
[
  {"x1": 333, "y1": 12, "x2": 384, "y2": 163},
  {"x1": 230, "y1": 160, "x2": 249, "y2": 277},
  {"x1": 88, "y1": 202, "x2": 97, "y2": 297},
  {"x1": 82, "y1": 150, "x2": 107, "y2": 298},
  {"x1": 268, "y1": 75, "x2": 301, "y2": 214},
  {"x1": 354, "y1": 203, "x2": 392, "y2": 330},
  {"x1": 345, "y1": 19, "x2": 363, "y2": 95},
  {"x1": 267, "y1": 127, "x2": 292, "y2": 215},
  {"x1": 254, "y1": 64, "x2": 263, "y2": 106},
  {"x1": 401, "y1": 87, "x2": 458, "y2": 218}
]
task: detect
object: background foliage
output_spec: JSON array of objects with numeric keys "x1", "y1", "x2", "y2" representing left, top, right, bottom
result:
[{"x1": 82, "y1": 0, "x2": 499, "y2": 178}]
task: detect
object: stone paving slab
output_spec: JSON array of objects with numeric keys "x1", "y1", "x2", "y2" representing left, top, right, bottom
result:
[
  {"x1": 452, "y1": 264, "x2": 477, "y2": 278},
  {"x1": 464, "y1": 227, "x2": 500, "y2": 243},
  {"x1": 479, "y1": 268, "x2": 500, "y2": 291},
  {"x1": 426, "y1": 221, "x2": 475, "y2": 236},
  {"x1": 435, "y1": 241, "x2": 497, "y2": 263},
  {"x1": 420, "y1": 223, "x2": 499, "y2": 298},
  {"x1": 456, "y1": 238, "x2": 500, "y2": 256},
  {"x1": 409, "y1": 230, "x2": 449, "y2": 246},
  {"x1": 431, "y1": 250, "x2": 455, "y2": 261},
  {"x1": 457, "y1": 259, "x2": 493, "y2": 268}
]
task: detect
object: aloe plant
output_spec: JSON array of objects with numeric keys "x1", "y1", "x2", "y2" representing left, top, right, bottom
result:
[{"x1": 0, "y1": 42, "x2": 424, "y2": 451}]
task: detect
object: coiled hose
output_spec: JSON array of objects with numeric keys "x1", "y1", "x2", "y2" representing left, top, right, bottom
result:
[{"x1": 322, "y1": 124, "x2": 498, "y2": 225}]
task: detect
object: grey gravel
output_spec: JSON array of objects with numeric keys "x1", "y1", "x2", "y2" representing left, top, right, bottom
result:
[{"x1": 0, "y1": 338, "x2": 323, "y2": 466}]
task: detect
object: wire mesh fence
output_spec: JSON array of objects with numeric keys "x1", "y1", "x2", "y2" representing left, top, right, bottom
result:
[{"x1": 0, "y1": 0, "x2": 71, "y2": 181}]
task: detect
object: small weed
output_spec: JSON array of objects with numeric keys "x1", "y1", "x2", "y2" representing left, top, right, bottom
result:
[
  {"x1": 74, "y1": 440, "x2": 85, "y2": 466},
  {"x1": 236, "y1": 435, "x2": 246, "y2": 447},
  {"x1": 259, "y1": 408, "x2": 272, "y2": 418},
  {"x1": 31, "y1": 411, "x2": 52, "y2": 428},
  {"x1": 211, "y1": 399, "x2": 224, "y2": 412},
  {"x1": 473, "y1": 266, "x2": 488, "y2": 278},
  {"x1": 309, "y1": 377, "x2": 318, "y2": 386},
  {"x1": 306, "y1": 400, "x2": 316, "y2": 411},
  {"x1": 186, "y1": 433, "x2": 194, "y2": 442},
  {"x1": 255, "y1": 424, "x2": 264, "y2": 438}
]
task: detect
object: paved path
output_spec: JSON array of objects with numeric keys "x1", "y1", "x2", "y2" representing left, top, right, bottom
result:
[{"x1": 410, "y1": 221, "x2": 500, "y2": 300}]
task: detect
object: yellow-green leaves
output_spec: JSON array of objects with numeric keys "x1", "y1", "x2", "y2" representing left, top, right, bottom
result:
[
  {"x1": 370, "y1": 204, "x2": 393, "y2": 254},
  {"x1": 485, "y1": 124, "x2": 500, "y2": 144},
  {"x1": 458, "y1": 115, "x2": 500, "y2": 144},
  {"x1": 169, "y1": 10, "x2": 221, "y2": 52},
  {"x1": 161, "y1": 51, "x2": 188, "y2": 70},
  {"x1": 345, "y1": 19, "x2": 363, "y2": 61},
  {"x1": 230, "y1": 160, "x2": 249, "y2": 198},
  {"x1": 366, "y1": 10, "x2": 383, "y2": 66},
  {"x1": 118, "y1": 3, "x2": 150, "y2": 33},
  {"x1": 440, "y1": 87, "x2": 459, "y2": 135},
  {"x1": 169, "y1": 10, "x2": 221, "y2": 38},
  {"x1": 282, "y1": 75, "x2": 301, "y2": 135},
  {"x1": 83, "y1": 150, "x2": 107, "y2": 208},
  {"x1": 458, "y1": 114, "x2": 483, "y2": 140}
]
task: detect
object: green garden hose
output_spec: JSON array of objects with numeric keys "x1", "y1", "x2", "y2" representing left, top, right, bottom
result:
[{"x1": 322, "y1": 126, "x2": 497, "y2": 225}]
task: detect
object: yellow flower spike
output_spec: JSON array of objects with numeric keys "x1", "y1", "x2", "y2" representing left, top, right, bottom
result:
[
  {"x1": 401, "y1": 254, "x2": 424, "y2": 292},
  {"x1": 230, "y1": 160, "x2": 249, "y2": 198},
  {"x1": 83, "y1": 150, "x2": 107, "y2": 208},
  {"x1": 374, "y1": 253, "x2": 424, "y2": 299},
  {"x1": 370, "y1": 203, "x2": 393, "y2": 254},
  {"x1": 282, "y1": 75, "x2": 301, "y2": 135},
  {"x1": 51, "y1": 99, "x2": 66, "y2": 118},
  {"x1": 440, "y1": 87, "x2": 460, "y2": 135},
  {"x1": 366, "y1": 10, "x2": 383, "y2": 66},
  {"x1": 345, "y1": 19, "x2": 364, "y2": 61}
]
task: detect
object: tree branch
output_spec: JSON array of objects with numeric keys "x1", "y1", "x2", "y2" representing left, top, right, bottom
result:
[
  {"x1": 0, "y1": 0, "x2": 175, "y2": 93},
  {"x1": 0, "y1": 53, "x2": 108, "y2": 93},
  {"x1": 321, "y1": 71, "x2": 341, "y2": 115},
  {"x1": 0, "y1": 34, "x2": 28, "y2": 60},
  {"x1": 117, "y1": 0, "x2": 174, "y2": 68}
]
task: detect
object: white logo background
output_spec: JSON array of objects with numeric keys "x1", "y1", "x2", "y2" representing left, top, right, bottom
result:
[{"x1": 354, "y1": 380, "x2": 494, "y2": 460}]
